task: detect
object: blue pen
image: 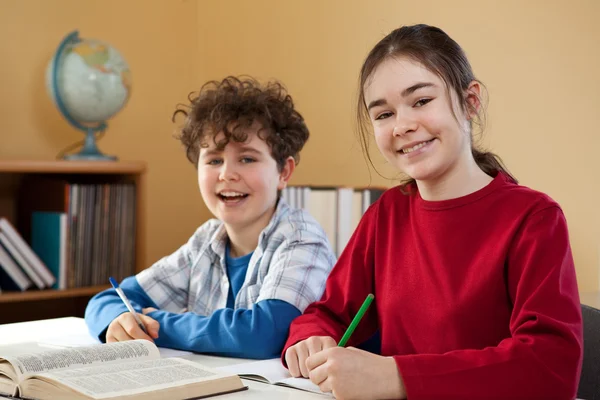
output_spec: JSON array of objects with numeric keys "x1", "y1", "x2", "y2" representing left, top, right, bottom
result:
[{"x1": 109, "y1": 277, "x2": 148, "y2": 334}]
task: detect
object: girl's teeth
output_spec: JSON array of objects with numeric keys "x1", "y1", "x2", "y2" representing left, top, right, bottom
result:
[{"x1": 403, "y1": 140, "x2": 431, "y2": 153}]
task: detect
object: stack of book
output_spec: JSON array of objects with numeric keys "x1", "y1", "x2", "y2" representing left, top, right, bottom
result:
[
  {"x1": 281, "y1": 186, "x2": 385, "y2": 257},
  {"x1": 0, "y1": 178, "x2": 137, "y2": 293},
  {"x1": 0, "y1": 218, "x2": 55, "y2": 292}
]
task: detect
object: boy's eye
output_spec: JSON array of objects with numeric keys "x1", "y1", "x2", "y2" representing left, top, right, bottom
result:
[
  {"x1": 240, "y1": 157, "x2": 256, "y2": 164},
  {"x1": 414, "y1": 98, "x2": 432, "y2": 107},
  {"x1": 375, "y1": 112, "x2": 393, "y2": 121},
  {"x1": 207, "y1": 159, "x2": 222, "y2": 165}
]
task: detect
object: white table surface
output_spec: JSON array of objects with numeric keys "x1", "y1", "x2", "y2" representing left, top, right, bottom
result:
[
  {"x1": 0, "y1": 317, "x2": 326, "y2": 400},
  {"x1": 1, "y1": 315, "x2": 589, "y2": 400}
]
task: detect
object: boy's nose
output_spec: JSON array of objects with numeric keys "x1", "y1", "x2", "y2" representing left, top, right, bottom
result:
[{"x1": 219, "y1": 163, "x2": 240, "y2": 181}]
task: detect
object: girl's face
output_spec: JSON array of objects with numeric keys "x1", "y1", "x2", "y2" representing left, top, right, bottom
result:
[{"x1": 364, "y1": 57, "x2": 473, "y2": 185}]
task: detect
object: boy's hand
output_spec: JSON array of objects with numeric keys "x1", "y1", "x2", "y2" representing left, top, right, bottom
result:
[
  {"x1": 106, "y1": 312, "x2": 160, "y2": 343},
  {"x1": 285, "y1": 336, "x2": 337, "y2": 378},
  {"x1": 305, "y1": 346, "x2": 406, "y2": 400}
]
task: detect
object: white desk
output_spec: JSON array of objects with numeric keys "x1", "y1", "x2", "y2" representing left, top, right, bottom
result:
[{"x1": 0, "y1": 317, "x2": 326, "y2": 400}]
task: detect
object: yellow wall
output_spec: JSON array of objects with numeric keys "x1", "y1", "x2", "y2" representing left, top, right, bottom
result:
[
  {"x1": 0, "y1": 0, "x2": 204, "y2": 271},
  {"x1": 196, "y1": 0, "x2": 600, "y2": 291},
  {"x1": 1, "y1": 1, "x2": 599, "y2": 291}
]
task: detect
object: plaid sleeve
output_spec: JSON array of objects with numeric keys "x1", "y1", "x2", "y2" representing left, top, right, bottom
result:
[
  {"x1": 256, "y1": 212, "x2": 336, "y2": 312},
  {"x1": 136, "y1": 221, "x2": 216, "y2": 312}
]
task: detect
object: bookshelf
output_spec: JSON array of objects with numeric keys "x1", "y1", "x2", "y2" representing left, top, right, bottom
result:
[
  {"x1": 282, "y1": 185, "x2": 386, "y2": 257},
  {"x1": 0, "y1": 160, "x2": 146, "y2": 324}
]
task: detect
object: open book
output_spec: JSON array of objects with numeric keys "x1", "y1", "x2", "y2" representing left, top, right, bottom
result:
[
  {"x1": 0, "y1": 340, "x2": 246, "y2": 400},
  {"x1": 219, "y1": 358, "x2": 331, "y2": 397}
]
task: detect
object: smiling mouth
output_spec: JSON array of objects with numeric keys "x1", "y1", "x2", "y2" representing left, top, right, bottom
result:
[
  {"x1": 217, "y1": 192, "x2": 249, "y2": 203},
  {"x1": 399, "y1": 139, "x2": 435, "y2": 154}
]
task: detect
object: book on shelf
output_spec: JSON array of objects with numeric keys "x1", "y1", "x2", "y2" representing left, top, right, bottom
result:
[
  {"x1": 0, "y1": 232, "x2": 45, "y2": 289},
  {"x1": 0, "y1": 218, "x2": 54, "y2": 289},
  {"x1": 31, "y1": 212, "x2": 68, "y2": 290},
  {"x1": 0, "y1": 244, "x2": 32, "y2": 291},
  {"x1": 218, "y1": 358, "x2": 330, "y2": 397},
  {"x1": 9, "y1": 176, "x2": 137, "y2": 292},
  {"x1": 282, "y1": 185, "x2": 386, "y2": 256},
  {"x1": 0, "y1": 339, "x2": 246, "y2": 400}
]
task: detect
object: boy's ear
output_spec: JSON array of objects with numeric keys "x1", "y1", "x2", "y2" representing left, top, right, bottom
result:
[{"x1": 277, "y1": 156, "x2": 296, "y2": 190}]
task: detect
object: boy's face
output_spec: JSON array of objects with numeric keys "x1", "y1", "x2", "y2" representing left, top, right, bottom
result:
[{"x1": 197, "y1": 122, "x2": 293, "y2": 233}]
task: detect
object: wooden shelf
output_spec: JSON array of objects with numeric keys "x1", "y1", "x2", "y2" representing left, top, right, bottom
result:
[
  {"x1": 0, "y1": 285, "x2": 109, "y2": 303},
  {"x1": 0, "y1": 159, "x2": 146, "y2": 323},
  {"x1": 0, "y1": 160, "x2": 146, "y2": 174}
]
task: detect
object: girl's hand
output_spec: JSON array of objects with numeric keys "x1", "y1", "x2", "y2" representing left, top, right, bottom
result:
[
  {"x1": 284, "y1": 336, "x2": 337, "y2": 378},
  {"x1": 106, "y1": 312, "x2": 160, "y2": 343},
  {"x1": 306, "y1": 346, "x2": 406, "y2": 400}
]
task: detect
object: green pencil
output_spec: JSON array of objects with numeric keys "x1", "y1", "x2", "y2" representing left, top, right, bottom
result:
[{"x1": 338, "y1": 293, "x2": 375, "y2": 347}]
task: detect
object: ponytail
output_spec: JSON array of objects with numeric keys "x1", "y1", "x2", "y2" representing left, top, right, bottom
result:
[{"x1": 472, "y1": 149, "x2": 518, "y2": 184}]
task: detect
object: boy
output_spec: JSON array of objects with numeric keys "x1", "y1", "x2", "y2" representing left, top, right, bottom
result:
[{"x1": 85, "y1": 76, "x2": 335, "y2": 359}]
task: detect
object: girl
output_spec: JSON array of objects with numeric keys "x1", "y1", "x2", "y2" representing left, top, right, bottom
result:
[{"x1": 283, "y1": 24, "x2": 582, "y2": 399}]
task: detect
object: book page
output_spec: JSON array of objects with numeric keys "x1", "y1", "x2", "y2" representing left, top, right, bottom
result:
[
  {"x1": 219, "y1": 358, "x2": 288, "y2": 383},
  {"x1": 32, "y1": 358, "x2": 233, "y2": 399},
  {"x1": 4, "y1": 340, "x2": 159, "y2": 381},
  {"x1": 37, "y1": 333, "x2": 193, "y2": 358},
  {"x1": 219, "y1": 358, "x2": 329, "y2": 396},
  {"x1": 279, "y1": 376, "x2": 331, "y2": 396}
]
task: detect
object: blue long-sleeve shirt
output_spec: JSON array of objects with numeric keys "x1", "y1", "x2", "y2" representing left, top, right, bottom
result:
[{"x1": 85, "y1": 246, "x2": 301, "y2": 359}]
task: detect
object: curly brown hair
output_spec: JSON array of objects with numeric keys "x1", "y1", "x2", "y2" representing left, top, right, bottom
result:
[{"x1": 173, "y1": 76, "x2": 309, "y2": 171}]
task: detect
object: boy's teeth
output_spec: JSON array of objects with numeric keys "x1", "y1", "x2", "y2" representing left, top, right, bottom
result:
[
  {"x1": 402, "y1": 140, "x2": 431, "y2": 153},
  {"x1": 221, "y1": 192, "x2": 245, "y2": 197}
]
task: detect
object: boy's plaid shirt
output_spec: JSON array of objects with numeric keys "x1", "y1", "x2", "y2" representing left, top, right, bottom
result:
[{"x1": 136, "y1": 199, "x2": 336, "y2": 315}]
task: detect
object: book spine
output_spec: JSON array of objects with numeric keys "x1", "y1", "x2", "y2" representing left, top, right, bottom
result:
[{"x1": 0, "y1": 218, "x2": 55, "y2": 287}]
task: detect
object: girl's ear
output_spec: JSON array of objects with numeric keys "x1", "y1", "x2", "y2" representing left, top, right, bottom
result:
[
  {"x1": 277, "y1": 156, "x2": 296, "y2": 190},
  {"x1": 465, "y1": 81, "x2": 482, "y2": 120}
]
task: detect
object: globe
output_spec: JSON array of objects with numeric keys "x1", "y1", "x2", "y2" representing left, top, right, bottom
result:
[{"x1": 46, "y1": 31, "x2": 132, "y2": 161}]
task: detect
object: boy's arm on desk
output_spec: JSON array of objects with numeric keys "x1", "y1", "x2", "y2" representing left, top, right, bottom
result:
[
  {"x1": 145, "y1": 299, "x2": 300, "y2": 359},
  {"x1": 85, "y1": 277, "x2": 301, "y2": 359},
  {"x1": 84, "y1": 276, "x2": 160, "y2": 340}
]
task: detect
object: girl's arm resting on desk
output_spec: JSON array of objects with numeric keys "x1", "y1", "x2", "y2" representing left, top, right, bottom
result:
[
  {"x1": 84, "y1": 276, "x2": 160, "y2": 341},
  {"x1": 283, "y1": 205, "x2": 379, "y2": 362},
  {"x1": 146, "y1": 299, "x2": 301, "y2": 359},
  {"x1": 394, "y1": 207, "x2": 582, "y2": 400}
]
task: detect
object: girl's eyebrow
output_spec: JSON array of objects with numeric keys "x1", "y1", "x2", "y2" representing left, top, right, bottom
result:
[
  {"x1": 367, "y1": 82, "x2": 436, "y2": 111},
  {"x1": 401, "y1": 82, "x2": 436, "y2": 97}
]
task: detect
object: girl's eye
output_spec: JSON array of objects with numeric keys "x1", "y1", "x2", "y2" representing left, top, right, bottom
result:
[
  {"x1": 375, "y1": 112, "x2": 393, "y2": 121},
  {"x1": 240, "y1": 157, "x2": 256, "y2": 164},
  {"x1": 414, "y1": 98, "x2": 432, "y2": 107},
  {"x1": 207, "y1": 159, "x2": 222, "y2": 165}
]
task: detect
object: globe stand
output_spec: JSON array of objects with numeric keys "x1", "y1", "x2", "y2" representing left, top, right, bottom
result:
[{"x1": 63, "y1": 127, "x2": 117, "y2": 161}]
